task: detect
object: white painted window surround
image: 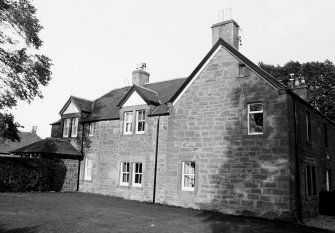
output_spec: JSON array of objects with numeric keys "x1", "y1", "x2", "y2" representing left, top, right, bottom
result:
[
  {"x1": 182, "y1": 161, "x2": 195, "y2": 191},
  {"x1": 132, "y1": 162, "x2": 142, "y2": 187},
  {"x1": 120, "y1": 162, "x2": 130, "y2": 186},
  {"x1": 123, "y1": 112, "x2": 133, "y2": 134},
  {"x1": 135, "y1": 110, "x2": 145, "y2": 134},
  {"x1": 71, "y1": 118, "x2": 79, "y2": 137},
  {"x1": 247, "y1": 103, "x2": 263, "y2": 135},
  {"x1": 84, "y1": 158, "x2": 92, "y2": 181},
  {"x1": 63, "y1": 118, "x2": 71, "y2": 138}
]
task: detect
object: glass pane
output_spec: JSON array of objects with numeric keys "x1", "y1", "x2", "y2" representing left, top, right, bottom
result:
[
  {"x1": 139, "y1": 163, "x2": 142, "y2": 173},
  {"x1": 250, "y1": 103, "x2": 263, "y2": 112},
  {"x1": 249, "y1": 113, "x2": 263, "y2": 133},
  {"x1": 190, "y1": 162, "x2": 195, "y2": 175},
  {"x1": 138, "y1": 122, "x2": 145, "y2": 131}
]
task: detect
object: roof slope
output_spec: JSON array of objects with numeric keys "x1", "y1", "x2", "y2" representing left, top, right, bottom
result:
[
  {"x1": 169, "y1": 38, "x2": 285, "y2": 103},
  {"x1": 59, "y1": 96, "x2": 93, "y2": 114},
  {"x1": 11, "y1": 138, "x2": 82, "y2": 158},
  {"x1": 82, "y1": 77, "x2": 187, "y2": 122},
  {"x1": 0, "y1": 132, "x2": 41, "y2": 154}
]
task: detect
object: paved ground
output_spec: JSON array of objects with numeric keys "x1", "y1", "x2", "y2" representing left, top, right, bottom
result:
[{"x1": 0, "y1": 192, "x2": 332, "y2": 233}]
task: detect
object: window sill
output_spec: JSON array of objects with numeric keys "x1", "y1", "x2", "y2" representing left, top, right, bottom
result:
[
  {"x1": 306, "y1": 195, "x2": 318, "y2": 201},
  {"x1": 82, "y1": 179, "x2": 92, "y2": 183}
]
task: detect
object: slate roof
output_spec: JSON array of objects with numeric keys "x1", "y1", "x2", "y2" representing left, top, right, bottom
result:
[
  {"x1": 0, "y1": 131, "x2": 41, "y2": 154},
  {"x1": 82, "y1": 77, "x2": 187, "y2": 122},
  {"x1": 59, "y1": 96, "x2": 93, "y2": 114},
  {"x1": 50, "y1": 119, "x2": 61, "y2": 125},
  {"x1": 11, "y1": 138, "x2": 82, "y2": 158},
  {"x1": 118, "y1": 85, "x2": 161, "y2": 107}
]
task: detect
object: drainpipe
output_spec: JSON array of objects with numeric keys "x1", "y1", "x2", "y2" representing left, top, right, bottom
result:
[
  {"x1": 293, "y1": 96, "x2": 303, "y2": 222},
  {"x1": 77, "y1": 122, "x2": 85, "y2": 192},
  {"x1": 153, "y1": 116, "x2": 160, "y2": 203}
]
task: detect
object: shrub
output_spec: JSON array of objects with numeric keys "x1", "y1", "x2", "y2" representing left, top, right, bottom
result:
[{"x1": 0, "y1": 157, "x2": 53, "y2": 192}]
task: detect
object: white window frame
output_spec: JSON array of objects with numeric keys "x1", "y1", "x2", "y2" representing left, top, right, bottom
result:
[
  {"x1": 132, "y1": 162, "x2": 143, "y2": 187},
  {"x1": 326, "y1": 170, "x2": 330, "y2": 191},
  {"x1": 71, "y1": 117, "x2": 79, "y2": 137},
  {"x1": 63, "y1": 118, "x2": 71, "y2": 138},
  {"x1": 120, "y1": 162, "x2": 130, "y2": 186},
  {"x1": 247, "y1": 103, "x2": 263, "y2": 135},
  {"x1": 89, "y1": 122, "x2": 95, "y2": 136},
  {"x1": 123, "y1": 112, "x2": 133, "y2": 135},
  {"x1": 135, "y1": 110, "x2": 146, "y2": 134},
  {"x1": 182, "y1": 161, "x2": 195, "y2": 191},
  {"x1": 84, "y1": 158, "x2": 93, "y2": 181}
]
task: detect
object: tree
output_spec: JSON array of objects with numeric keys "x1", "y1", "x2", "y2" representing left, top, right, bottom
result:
[
  {"x1": 0, "y1": 0, "x2": 52, "y2": 141},
  {"x1": 259, "y1": 60, "x2": 335, "y2": 121}
]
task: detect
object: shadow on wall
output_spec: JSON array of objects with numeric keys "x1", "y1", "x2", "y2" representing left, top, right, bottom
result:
[
  {"x1": 0, "y1": 224, "x2": 39, "y2": 233},
  {"x1": 195, "y1": 84, "x2": 294, "y2": 222},
  {"x1": 47, "y1": 158, "x2": 67, "y2": 192},
  {"x1": 196, "y1": 211, "x2": 332, "y2": 233}
]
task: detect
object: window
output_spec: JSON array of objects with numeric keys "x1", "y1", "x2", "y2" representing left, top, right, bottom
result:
[
  {"x1": 71, "y1": 118, "x2": 78, "y2": 137},
  {"x1": 326, "y1": 170, "x2": 331, "y2": 191},
  {"x1": 84, "y1": 158, "x2": 92, "y2": 181},
  {"x1": 63, "y1": 118, "x2": 71, "y2": 138},
  {"x1": 182, "y1": 162, "x2": 195, "y2": 191},
  {"x1": 248, "y1": 103, "x2": 263, "y2": 135},
  {"x1": 132, "y1": 163, "x2": 142, "y2": 187},
  {"x1": 306, "y1": 112, "x2": 311, "y2": 142},
  {"x1": 123, "y1": 112, "x2": 133, "y2": 134},
  {"x1": 324, "y1": 123, "x2": 328, "y2": 147},
  {"x1": 135, "y1": 110, "x2": 146, "y2": 134},
  {"x1": 89, "y1": 122, "x2": 95, "y2": 136},
  {"x1": 120, "y1": 162, "x2": 130, "y2": 186},
  {"x1": 239, "y1": 64, "x2": 247, "y2": 77},
  {"x1": 305, "y1": 165, "x2": 317, "y2": 196}
]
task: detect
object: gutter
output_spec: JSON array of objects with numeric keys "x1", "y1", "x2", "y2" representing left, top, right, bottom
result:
[
  {"x1": 153, "y1": 116, "x2": 160, "y2": 203},
  {"x1": 293, "y1": 96, "x2": 303, "y2": 222}
]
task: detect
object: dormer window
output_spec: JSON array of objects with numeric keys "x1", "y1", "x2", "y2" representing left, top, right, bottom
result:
[
  {"x1": 63, "y1": 118, "x2": 71, "y2": 138},
  {"x1": 136, "y1": 110, "x2": 145, "y2": 133},
  {"x1": 124, "y1": 111, "x2": 133, "y2": 134},
  {"x1": 71, "y1": 118, "x2": 79, "y2": 137}
]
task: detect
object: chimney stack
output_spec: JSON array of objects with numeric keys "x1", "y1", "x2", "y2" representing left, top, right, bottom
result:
[
  {"x1": 211, "y1": 19, "x2": 240, "y2": 50},
  {"x1": 132, "y1": 63, "x2": 149, "y2": 86},
  {"x1": 289, "y1": 75, "x2": 308, "y2": 100}
]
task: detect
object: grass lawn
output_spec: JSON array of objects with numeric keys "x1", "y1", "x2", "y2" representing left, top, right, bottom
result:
[{"x1": 0, "y1": 192, "x2": 331, "y2": 233}]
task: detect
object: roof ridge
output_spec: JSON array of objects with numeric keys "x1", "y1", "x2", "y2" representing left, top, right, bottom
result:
[
  {"x1": 71, "y1": 95, "x2": 93, "y2": 102},
  {"x1": 136, "y1": 85, "x2": 162, "y2": 104},
  {"x1": 144, "y1": 77, "x2": 187, "y2": 86}
]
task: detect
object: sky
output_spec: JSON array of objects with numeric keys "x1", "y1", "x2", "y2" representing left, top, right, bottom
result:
[{"x1": 9, "y1": 0, "x2": 335, "y2": 138}]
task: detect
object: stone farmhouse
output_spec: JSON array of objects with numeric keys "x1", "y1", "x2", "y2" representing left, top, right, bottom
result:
[{"x1": 48, "y1": 19, "x2": 335, "y2": 220}]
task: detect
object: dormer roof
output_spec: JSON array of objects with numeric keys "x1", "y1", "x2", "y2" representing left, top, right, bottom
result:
[{"x1": 59, "y1": 96, "x2": 93, "y2": 115}]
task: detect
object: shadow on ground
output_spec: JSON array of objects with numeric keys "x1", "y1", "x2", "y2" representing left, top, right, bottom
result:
[
  {"x1": 0, "y1": 224, "x2": 39, "y2": 233},
  {"x1": 198, "y1": 211, "x2": 333, "y2": 233}
]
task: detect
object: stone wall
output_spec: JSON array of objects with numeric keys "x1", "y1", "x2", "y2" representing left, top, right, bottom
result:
[
  {"x1": 79, "y1": 115, "x2": 169, "y2": 202},
  {"x1": 162, "y1": 47, "x2": 292, "y2": 219},
  {"x1": 288, "y1": 95, "x2": 335, "y2": 218},
  {"x1": 47, "y1": 157, "x2": 79, "y2": 192}
]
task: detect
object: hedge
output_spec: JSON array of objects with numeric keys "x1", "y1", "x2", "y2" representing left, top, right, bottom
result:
[
  {"x1": 0, "y1": 157, "x2": 60, "y2": 192},
  {"x1": 319, "y1": 190, "x2": 335, "y2": 216}
]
